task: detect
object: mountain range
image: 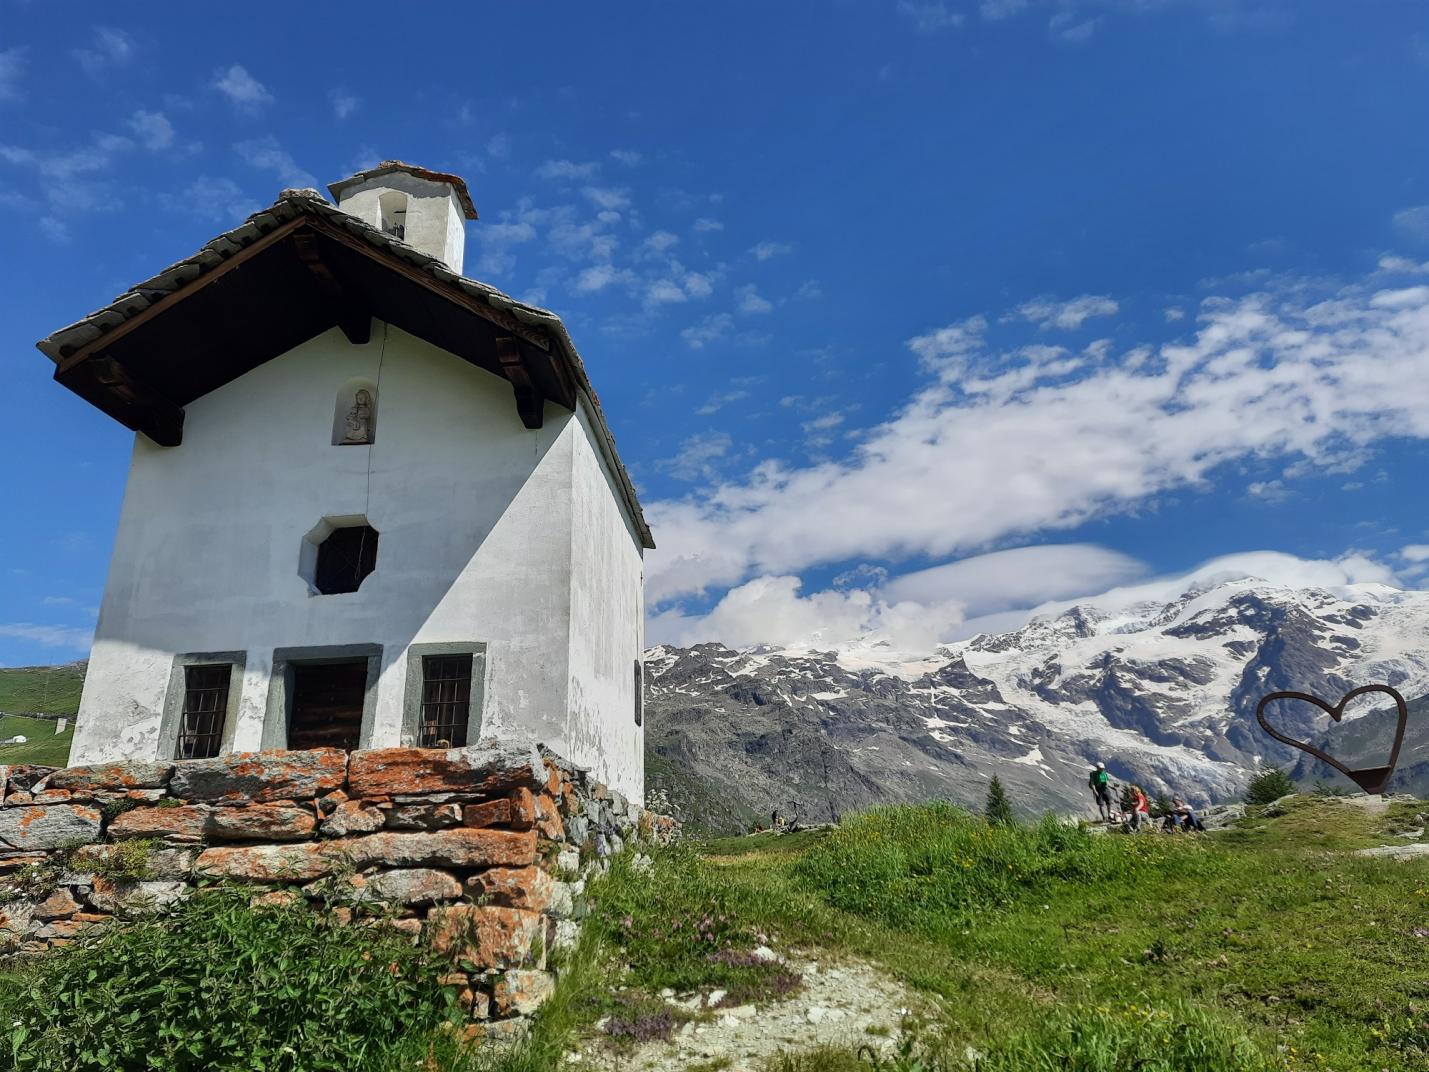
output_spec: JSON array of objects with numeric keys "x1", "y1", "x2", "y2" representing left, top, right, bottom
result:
[{"x1": 643, "y1": 577, "x2": 1429, "y2": 832}]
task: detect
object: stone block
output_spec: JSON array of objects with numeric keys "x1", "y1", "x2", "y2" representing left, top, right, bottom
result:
[
  {"x1": 0, "y1": 804, "x2": 102, "y2": 851},
  {"x1": 365, "y1": 868, "x2": 462, "y2": 906},
  {"x1": 208, "y1": 803, "x2": 319, "y2": 843},
  {"x1": 170, "y1": 749, "x2": 346, "y2": 804},
  {"x1": 32, "y1": 888, "x2": 80, "y2": 920},
  {"x1": 462, "y1": 799, "x2": 511, "y2": 828},
  {"x1": 509, "y1": 788, "x2": 537, "y2": 830},
  {"x1": 493, "y1": 969, "x2": 555, "y2": 1017},
  {"x1": 534, "y1": 794, "x2": 564, "y2": 840},
  {"x1": 319, "y1": 800, "x2": 385, "y2": 837},
  {"x1": 385, "y1": 803, "x2": 462, "y2": 830},
  {"x1": 4, "y1": 766, "x2": 57, "y2": 794},
  {"x1": 195, "y1": 842, "x2": 348, "y2": 883},
  {"x1": 426, "y1": 905, "x2": 541, "y2": 970},
  {"x1": 341, "y1": 828, "x2": 537, "y2": 870},
  {"x1": 465, "y1": 866, "x2": 554, "y2": 912},
  {"x1": 108, "y1": 804, "x2": 211, "y2": 841},
  {"x1": 88, "y1": 878, "x2": 189, "y2": 917},
  {"x1": 47, "y1": 761, "x2": 173, "y2": 792},
  {"x1": 348, "y1": 742, "x2": 543, "y2": 799}
]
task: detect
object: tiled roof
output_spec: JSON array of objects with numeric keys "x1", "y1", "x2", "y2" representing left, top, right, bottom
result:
[
  {"x1": 35, "y1": 187, "x2": 652, "y2": 549},
  {"x1": 326, "y1": 160, "x2": 479, "y2": 220}
]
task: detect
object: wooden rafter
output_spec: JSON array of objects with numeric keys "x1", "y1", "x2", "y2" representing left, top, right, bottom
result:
[
  {"x1": 496, "y1": 336, "x2": 544, "y2": 430},
  {"x1": 293, "y1": 230, "x2": 371, "y2": 345}
]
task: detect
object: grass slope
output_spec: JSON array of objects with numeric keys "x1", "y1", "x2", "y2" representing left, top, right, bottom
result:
[
  {"x1": 504, "y1": 795, "x2": 1429, "y2": 1071},
  {"x1": 0, "y1": 662, "x2": 85, "y2": 717},
  {"x1": 0, "y1": 714, "x2": 75, "y2": 767}
]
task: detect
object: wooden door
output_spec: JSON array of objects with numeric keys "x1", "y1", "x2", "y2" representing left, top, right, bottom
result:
[{"x1": 288, "y1": 661, "x2": 367, "y2": 751}]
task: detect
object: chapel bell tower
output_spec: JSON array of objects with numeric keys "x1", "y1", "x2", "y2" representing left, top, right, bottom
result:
[{"x1": 326, "y1": 161, "x2": 478, "y2": 274}]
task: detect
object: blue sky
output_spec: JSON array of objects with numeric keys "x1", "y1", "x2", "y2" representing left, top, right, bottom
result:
[{"x1": 3, "y1": 1, "x2": 1429, "y2": 666}]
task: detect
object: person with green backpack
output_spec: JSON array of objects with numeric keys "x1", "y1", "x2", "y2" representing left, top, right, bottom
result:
[{"x1": 1088, "y1": 762, "x2": 1113, "y2": 821}]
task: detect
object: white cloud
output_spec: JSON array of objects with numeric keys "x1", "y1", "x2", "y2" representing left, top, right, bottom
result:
[
  {"x1": 0, "y1": 47, "x2": 25, "y2": 101},
  {"x1": 898, "y1": 1, "x2": 965, "y2": 32},
  {"x1": 38, "y1": 216, "x2": 69, "y2": 243},
  {"x1": 127, "y1": 110, "x2": 174, "y2": 150},
  {"x1": 213, "y1": 64, "x2": 272, "y2": 110},
  {"x1": 582, "y1": 185, "x2": 630, "y2": 211},
  {"x1": 329, "y1": 89, "x2": 360, "y2": 119},
  {"x1": 1164, "y1": 306, "x2": 1186, "y2": 321},
  {"x1": 644, "y1": 275, "x2": 1429, "y2": 605},
  {"x1": 537, "y1": 159, "x2": 599, "y2": 180},
  {"x1": 160, "y1": 175, "x2": 258, "y2": 224},
  {"x1": 72, "y1": 27, "x2": 134, "y2": 78},
  {"x1": 736, "y1": 283, "x2": 773, "y2": 314},
  {"x1": 1394, "y1": 205, "x2": 1429, "y2": 244},
  {"x1": 0, "y1": 623, "x2": 93, "y2": 651},
  {"x1": 1051, "y1": 13, "x2": 1100, "y2": 42},
  {"x1": 574, "y1": 263, "x2": 631, "y2": 294},
  {"x1": 1378, "y1": 255, "x2": 1429, "y2": 275},
  {"x1": 664, "y1": 432, "x2": 734, "y2": 481},
  {"x1": 486, "y1": 133, "x2": 512, "y2": 160},
  {"x1": 646, "y1": 279, "x2": 688, "y2": 306},
  {"x1": 1017, "y1": 294, "x2": 1119, "y2": 330},
  {"x1": 693, "y1": 218, "x2": 724, "y2": 233},
  {"x1": 610, "y1": 149, "x2": 643, "y2": 166},
  {"x1": 682, "y1": 271, "x2": 714, "y2": 299},
  {"x1": 695, "y1": 390, "x2": 749, "y2": 417},
  {"x1": 234, "y1": 137, "x2": 316, "y2": 189},
  {"x1": 749, "y1": 240, "x2": 792, "y2": 261},
  {"x1": 681, "y1": 313, "x2": 733, "y2": 349},
  {"x1": 1401, "y1": 545, "x2": 1429, "y2": 563},
  {"x1": 981, "y1": 0, "x2": 1029, "y2": 19},
  {"x1": 643, "y1": 230, "x2": 680, "y2": 254}
]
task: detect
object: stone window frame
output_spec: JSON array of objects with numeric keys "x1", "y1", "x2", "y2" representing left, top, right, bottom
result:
[
  {"x1": 261, "y1": 643, "x2": 383, "y2": 751},
  {"x1": 158, "y1": 651, "x2": 246, "y2": 760},
  {"x1": 400, "y1": 642, "x2": 488, "y2": 748}
]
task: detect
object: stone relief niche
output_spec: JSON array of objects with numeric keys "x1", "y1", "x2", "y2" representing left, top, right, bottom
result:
[{"x1": 332, "y1": 379, "x2": 378, "y2": 446}]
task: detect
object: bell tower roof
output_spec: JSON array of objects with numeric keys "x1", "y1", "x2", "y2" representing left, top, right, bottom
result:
[{"x1": 327, "y1": 160, "x2": 478, "y2": 219}]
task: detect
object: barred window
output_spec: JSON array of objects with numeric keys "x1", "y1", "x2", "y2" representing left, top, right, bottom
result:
[
  {"x1": 419, "y1": 654, "x2": 473, "y2": 748},
  {"x1": 176, "y1": 664, "x2": 230, "y2": 759}
]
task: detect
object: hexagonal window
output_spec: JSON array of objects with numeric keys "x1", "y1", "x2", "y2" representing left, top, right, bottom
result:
[{"x1": 300, "y1": 516, "x2": 379, "y2": 595}]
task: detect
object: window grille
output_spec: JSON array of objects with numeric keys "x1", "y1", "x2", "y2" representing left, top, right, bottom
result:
[
  {"x1": 314, "y1": 525, "x2": 378, "y2": 595},
  {"x1": 419, "y1": 654, "x2": 473, "y2": 747},
  {"x1": 176, "y1": 664, "x2": 230, "y2": 759}
]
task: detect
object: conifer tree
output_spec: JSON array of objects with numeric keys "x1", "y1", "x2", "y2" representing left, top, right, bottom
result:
[{"x1": 985, "y1": 775, "x2": 1014, "y2": 825}]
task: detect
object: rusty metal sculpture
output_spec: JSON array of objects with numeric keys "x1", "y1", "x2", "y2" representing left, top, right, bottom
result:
[{"x1": 1255, "y1": 685, "x2": 1408, "y2": 795}]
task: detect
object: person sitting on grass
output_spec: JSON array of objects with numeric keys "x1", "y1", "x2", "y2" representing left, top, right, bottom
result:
[
  {"x1": 1172, "y1": 798, "x2": 1205, "y2": 832},
  {"x1": 1088, "y1": 762, "x2": 1113, "y2": 821}
]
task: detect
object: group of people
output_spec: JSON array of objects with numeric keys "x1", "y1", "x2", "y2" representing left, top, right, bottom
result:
[{"x1": 1087, "y1": 762, "x2": 1205, "y2": 833}]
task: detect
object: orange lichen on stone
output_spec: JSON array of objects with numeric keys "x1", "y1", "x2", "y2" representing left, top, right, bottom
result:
[
  {"x1": 509, "y1": 788, "x2": 537, "y2": 831},
  {"x1": 465, "y1": 866, "x2": 555, "y2": 913},
  {"x1": 462, "y1": 798, "x2": 512, "y2": 828},
  {"x1": 426, "y1": 905, "x2": 540, "y2": 970}
]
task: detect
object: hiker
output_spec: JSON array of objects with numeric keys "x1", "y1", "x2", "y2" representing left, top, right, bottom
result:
[
  {"x1": 1128, "y1": 784, "x2": 1150, "y2": 831},
  {"x1": 1172, "y1": 798, "x2": 1204, "y2": 832},
  {"x1": 1088, "y1": 762, "x2": 1113, "y2": 821}
]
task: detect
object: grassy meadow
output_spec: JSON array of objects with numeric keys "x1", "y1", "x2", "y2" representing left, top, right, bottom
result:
[
  {"x1": 0, "y1": 714, "x2": 75, "y2": 767},
  {"x1": 2, "y1": 795, "x2": 1427, "y2": 1070}
]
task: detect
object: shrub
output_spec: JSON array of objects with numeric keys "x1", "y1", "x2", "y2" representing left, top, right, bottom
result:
[
  {"x1": 983, "y1": 777, "x2": 1013, "y2": 826},
  {"x1": 1244, "y1": 768, "x2": 1296, "y2": 806},
  {"x1": 792, "y1": 803, "x2": 1210, "y2": 933},
  {"x1": 0, "y1": 887, "x2": 466, "y2": 1072}
]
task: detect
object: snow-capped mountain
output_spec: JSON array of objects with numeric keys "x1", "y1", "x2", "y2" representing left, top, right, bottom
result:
[{"x1": 642, "y1": 578, "x2": 1429, "y2": 832}]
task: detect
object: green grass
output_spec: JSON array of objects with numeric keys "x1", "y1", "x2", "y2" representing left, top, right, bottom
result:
[
  {"x1": 0, "y1": 713, "x2": 76, "y2": 766},
  {"x1": 0, "y1": 662, "x2": 86, "y2": 717},
  {"x1": 480, "y1": 796, "x2": 1429, "y2": 1072}
]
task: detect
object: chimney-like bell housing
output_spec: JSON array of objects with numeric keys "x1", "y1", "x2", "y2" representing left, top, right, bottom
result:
[{"x1": 327, "y1": 160, "x2": 478, "y2": 274}]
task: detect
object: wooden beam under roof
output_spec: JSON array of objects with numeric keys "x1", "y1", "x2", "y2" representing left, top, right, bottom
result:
[
  {"x1": 293, "y1": 231, "x2": 372, "y2": 345},
  {"x1": 57, "y1": 356, "x2": 185, "y2": 446}
]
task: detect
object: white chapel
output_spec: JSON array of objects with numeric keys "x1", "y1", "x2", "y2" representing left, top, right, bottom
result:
[{"x1": 37, "y1": 161, "x2": 653, "y2": 800}]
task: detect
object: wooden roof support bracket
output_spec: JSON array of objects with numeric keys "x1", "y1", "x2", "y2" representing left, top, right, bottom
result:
[
  {"x1": 294, "y1": 230, "x2": 372, "y2": 345},
  {"x1": 58, "y1": 355, "x2": 185, "y2": 446},
  {"x1": 495, "y1": 336, "x2": 544, "y2": 430}
]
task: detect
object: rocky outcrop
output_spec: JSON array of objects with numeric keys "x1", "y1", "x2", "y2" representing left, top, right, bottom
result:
[{"x1": 0, "y1": 743, "x2": 677, "y2": 1042}]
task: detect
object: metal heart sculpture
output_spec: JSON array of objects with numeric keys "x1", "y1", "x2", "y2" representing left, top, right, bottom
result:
[{"x1": 1255, "y1": 685, "x2": 1408, "y2": 795}]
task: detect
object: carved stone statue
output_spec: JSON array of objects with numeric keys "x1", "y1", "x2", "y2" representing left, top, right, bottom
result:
[{"x1": 341, "y1": 388, "x2": 373, "y2": 444}]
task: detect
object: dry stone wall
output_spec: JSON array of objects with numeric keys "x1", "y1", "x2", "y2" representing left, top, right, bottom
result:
[{"x1": 0, "y1": 743, "x2": 676, "y2": 1040}]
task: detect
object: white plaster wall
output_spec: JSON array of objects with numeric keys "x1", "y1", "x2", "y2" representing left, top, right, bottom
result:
[
  {"x1": 73, "y1": 324, "x2": 621, "y2": 780},
  {"x1": 334, "y1": 175, "x2": 466, "y2": 272},
  {"x1": 564, "y1": 401, "x2": 646, "y2": 801}
]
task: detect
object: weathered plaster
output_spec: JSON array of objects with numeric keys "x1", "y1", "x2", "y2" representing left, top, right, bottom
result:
[{"x1": 331, "y1": 172, "x2": 466, "y2": 272}]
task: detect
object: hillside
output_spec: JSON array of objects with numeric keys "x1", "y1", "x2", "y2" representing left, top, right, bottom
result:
[
  {"x1": 645, "y1": 577, "x2": 1429, "y2": 831},
  {"x1": 0, "y1": 662, "x2": 85, "y2": 718},
  {"x1": 0, "y1": 713, "x2": 75, "y2": 766}
]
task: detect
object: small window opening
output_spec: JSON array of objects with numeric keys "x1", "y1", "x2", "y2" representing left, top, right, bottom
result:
[
  {"x1": 379, "y1": 191, "x2": 408, "y2": 240},
  {"x1": 634, "y1": 660, "x2": 644, "y2": 727},
  {"x1": 420, "y1": 654, "x2": 473, "y2": 747},
  {"x1": 314, "y1": 525, "x2": 379, "y2": 595},
  {"x1": 176, "y1": 664, "x2": 230, "y2": 759}
]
